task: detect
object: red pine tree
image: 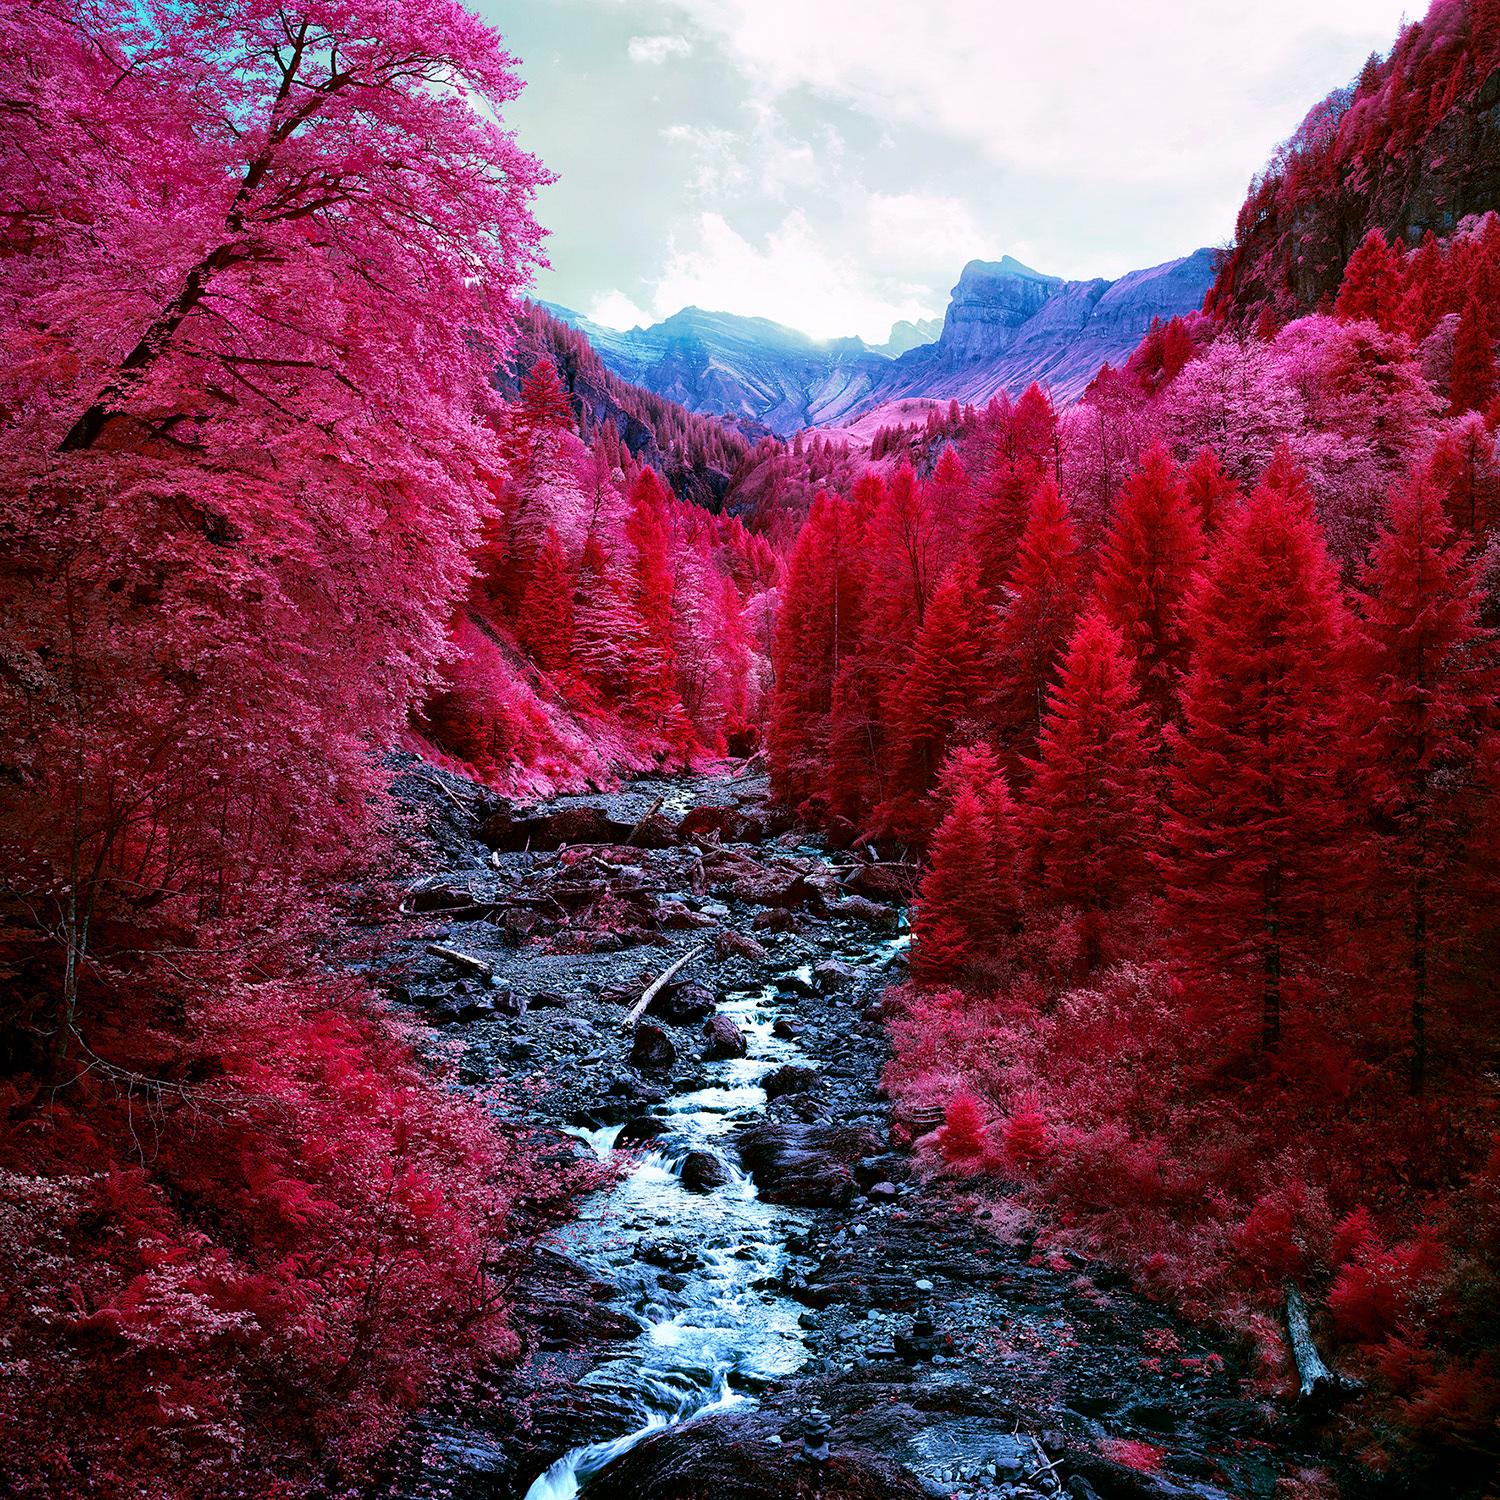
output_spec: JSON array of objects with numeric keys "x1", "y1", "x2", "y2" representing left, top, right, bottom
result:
[
  {"x1": 1353, "y1": 473, "x2": 1496, "y2": 1093},
  {"x1": 1023, "y1": 610, "x2": 1157, "y2": 943},
  {"x1": 891, "y1": 553, "x2": 995, "y2": 814},
  {"x1": 993, "y1": 478, "x2": 1083, "y2": 759},
  {"x1": 1096, "y1": 444, "x2": 1205, "y2": 723},
  {"x1": 1181, "y1": 446, "x2": 1241, "y2": 536},
  {"x1": 912, "y1": 773, "x2": 1021, "y2": 987},
  {"x1": 1335, "y1": 228, "x2": 1404, "y2": 330},
  {"x1": 518, "y1": 527, "x2": 575, "y2": 672},
  {"x1": 1448, "y1": 294, "x2": 1497, "y2": 417},
  {"x1": 1158, "y1": 452, "x2": 1354, "y2": 1057}
]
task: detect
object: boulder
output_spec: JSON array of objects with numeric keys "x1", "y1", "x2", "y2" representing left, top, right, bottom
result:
[
  {"x1": 763, "y1": 1063, "x2": 820, "y2": 1098},
  {"x1": 701, "y1": 1012, "x2": 748, "y2": 1060},
  {"x1": 814, "y1": 959, "x2": 859, "y2": 992},
  {"x1": 735, "y1": 1119, "x2": 882, "y2": 1208},
  {"x1": 479, "y1": 804, "x2": 618, "y2": 851},
  {"x1": 826, "y1": 895, "x2": 899, "y2": 929},
  {"x1": 678, "y1": 1150, "x2": 732, "y2": 1192},
  {"x1": 628, "y1": 1025, "x2": 676, "y2": 1071},
  {"x1": 584, "y1": 1410, "x2": 926, "y2": 1500},
  {"x1": 617, "y1": 1115, "x2": 670, "y2": 1145},
  {"x1": 840, "y1": 864, "x2": 912, "y2": 903},
  {"x1": 648, "y1": 980, "x2": 717, "y2": 1025},
  {"x1": 715, "y1": 929, "x2": 769, "y2": 962}
]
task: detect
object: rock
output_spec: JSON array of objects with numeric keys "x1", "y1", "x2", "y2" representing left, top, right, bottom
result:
[
  {"x1": 715, "y1": 929, "x2": 769, "y2": 962},
  {"x1": 736, "y1": 1119, "x2": 882, "y2": 1208},
  {"x1": 825, "y1": 895, "x2": 898, "y2": 929},
  {"x1": 657, "y1": 899, "x2": 716, "y2": 930},
  {"x1": 763, "y1": 1063, "x2": 821, "y2": 1098},
  {"x1": 775, "y1": 969, "x2": 819, "y2": 997},
  {"x1": 867, "y1": 1181, "x2": 898, "y2": 1200},
  {"x1": 772, "y1": 1018, "x2": 803, "y2": 1040},
  {"x1": 679, "y1": 1150, "x2": 732, "y2": 1192},
  {"x1": 840, "y1": 864, "x2": 912, "y2": 903},
  {"x1": 617, "y1": 1115, "x2": 670, "y2": 1145},
  {"x1": 583, "y1": 1410, "x2": 926, "y2": 1500},
  {"x1": 404, "y1": 879, "x2": 490, "y2": 916},
  {"x1": 813, "y1": 959, "x2": 859, "y2": 992},
  {"x1": 678, "y1": 804, "x2": 748, "y2": 843},
  {"x1": 701, "y1": 1012, "x2": 748, "y2": 1060},
  {"x1": 479, "y1": 804, "x2": 618, "y2": 851},
  {"x1": 530, "y1": 989, "x2": 583, "y2": 1009},
  {"x1": 628, "y1": 1024, "x2": 677, "y2": 1071},
  {"x1": 637, "y1": 1237, "x2": 699, "y2": 1272},
  {"x1": 649, "y1": 980, "x2": 716, "y2": 1025}
]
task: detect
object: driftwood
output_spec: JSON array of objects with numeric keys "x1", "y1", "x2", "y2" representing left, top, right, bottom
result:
[
  {"x1": 619, "y1": 943, "x2": 710, "y2": 1030},
  {"x1": 425, "y1": 944, "x2": 494, "y2": 982},
  {"x1": 624, "y1": 795, "x2": 666, "y2": 847},
  {"x1": 1285, "y1": 1284, "x2": 1362, "y2": 1409}
]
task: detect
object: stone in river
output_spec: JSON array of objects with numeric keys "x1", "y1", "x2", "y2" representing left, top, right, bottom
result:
[{"x1": 628, "y1": 1024, "x2": 676, "y2": 1070}]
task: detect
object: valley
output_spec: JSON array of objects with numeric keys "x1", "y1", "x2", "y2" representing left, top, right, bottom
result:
[{"x1": 379, "y1": 762, "x2": 1330, "y2": 1500}]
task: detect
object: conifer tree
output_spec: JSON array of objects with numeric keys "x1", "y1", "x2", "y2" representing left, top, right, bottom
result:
[
  {"x1": 1181, "y1": 446, "x2": 1241, "y2": 536},
  {"x1": 913, "y1": 774, "x2": 1021, "y2": 987},
  {"x1": 1023, "y1": 610, "x2": 1157, "y2": 941},
  {"x1": 1449, "y1": 294, "x2": 1497, "y2": 417},
  {"x1": 1354, "y1": 474, "x2": 1496, "y2": 1093},
  {"x1": 1335, "y1": 228, "x2": 1404, "y2": 329},
  {"x1": 1158, "y1": 452, "x2": 1354, "y2": 1057},
  {"x1": 993, "y1": 478, "x2": 1083, "y2": 758},
  {"x1": 893, "y1": 554, "x2": 994, "y2": 806},
  {"x1": 518, "y1": 527, "x2": 575, "y2": 673},
  {"x1": 1096, "y1": 444, "x2": 1205, "y2": 722}
]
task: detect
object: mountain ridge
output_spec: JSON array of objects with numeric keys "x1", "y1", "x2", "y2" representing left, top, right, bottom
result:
[{"x1": 545, "y1": 247, "x2": 1216, "y2": 436}]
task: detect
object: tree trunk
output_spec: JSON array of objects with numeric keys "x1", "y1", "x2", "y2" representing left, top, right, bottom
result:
[
  {"x1": 620, "y1": 944, "x2": 709, "y2": 1030},
  {"x1": 1262, "y1": 860, "x2": 1282, "y2": 1051},
  {"x1": 1284, "y1": 1284, "x2": 1361, "y2": 1410}
]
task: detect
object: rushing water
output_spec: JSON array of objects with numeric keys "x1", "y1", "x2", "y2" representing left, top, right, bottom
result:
[{"x1": 525, "y1": 928, "x2": 910, "y2": 1500}]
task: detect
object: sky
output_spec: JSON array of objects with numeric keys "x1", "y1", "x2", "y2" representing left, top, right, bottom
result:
[{"x1": 480, "y1": 0, "x2": 1414, "y2": 343}]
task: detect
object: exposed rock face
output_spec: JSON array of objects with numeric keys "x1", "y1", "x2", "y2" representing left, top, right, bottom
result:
[
  {"x1": 936, "y1": 255, "x2": 1062, "y2": 361},
  {"x1": 545, "y1": 250, "x2": 1213, "y2": 436},
  {"x1": 861, "y1": 249, "x2": 1218, "y2": 412},
  {"x1": 584, "y1": 1411, "x2": 928, "y2": 1500}
]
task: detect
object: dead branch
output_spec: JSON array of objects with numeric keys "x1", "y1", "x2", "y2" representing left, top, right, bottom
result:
[
  {"x1": 624, "y1": 794, "x2": 666, "y2": 846},
  {"x1": 1285, "y1": 1284, "x2": 1363, "y2": 1410},
  {"x1": 619, "y1": 943, "x2": 709, "y2": 1030},
  {"x1": 425, "y1": 943, "x2": 494, "y2": 981}
]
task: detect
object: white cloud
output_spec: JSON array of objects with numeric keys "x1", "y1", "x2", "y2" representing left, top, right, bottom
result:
[
  {"x1": 664, "y1": 104, "x2": 821, "y2": 199},
  {"x1": 652, "y1": 0, "x2": 1410, "y2": 269},
  {"x1": 647, "y1": 211, "x2": 934, "y2": 342},
  {"x1": 588, "y1": 289, "x2": 652, "y2": 330},
  {"x1": 864, "y1": 193, "x2": 984, "y2": 274},
  {"x1": 626, "y1": 33, "x2": 692, "y2": 64}
]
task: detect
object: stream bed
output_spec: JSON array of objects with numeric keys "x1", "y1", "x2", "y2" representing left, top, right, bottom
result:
[{"x1": 378, "y1": 759, "x2": 1332, "y2": 1500}]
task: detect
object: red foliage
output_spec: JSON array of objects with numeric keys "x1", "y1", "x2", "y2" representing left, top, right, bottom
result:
[
  {"x1": 1158, "y1": 453, "x2": 1354, "y2": 1058},
  {"x1": 912, "y1": 773, "x2": 1020, "y2": 988},
  {"x1": 1022, "y1": 610, "x2": 1157, "y2": 958},
  {"x1": 1095, "y1": 444, "x2": 1205, "y2": 722}
]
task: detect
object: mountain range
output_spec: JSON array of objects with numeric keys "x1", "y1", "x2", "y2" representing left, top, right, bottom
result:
[{"x1": 544, "y1": 247, "x2": 1217, "y2": 436}]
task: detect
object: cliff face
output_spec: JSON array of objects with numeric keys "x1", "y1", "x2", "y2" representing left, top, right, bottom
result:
[
  {"x1": 545, "y1": 248, "x2": 1214, "y2": 437},
  {"x1": 934, "y1": 256, "x2": 1063, "y2": 362},
  {"x1": 853, "y1": 248, "x2": 1218, "y2": 414},
  {"x1": 1208, "y1": 3, "x2": 1500, "y2": 322}
]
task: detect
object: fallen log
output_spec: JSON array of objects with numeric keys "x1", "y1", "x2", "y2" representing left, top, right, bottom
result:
[
  {"x1": 624, "y1": 794, "x2": 666, "y2": 847},
  {"x1": 1285, "y1": 1284, "x2": 1362, "y2": 1410},
  {"x1": 425, "y1": 944, "x2": 494, "y2": 982},
  {"x1": 619, "y1": 943, "x2": 710, "y2": 1030}
]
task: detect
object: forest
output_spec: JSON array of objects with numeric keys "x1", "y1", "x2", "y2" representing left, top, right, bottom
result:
[{"x1": 1, "y1": 0, "x2": 1497, "y2": 1497}]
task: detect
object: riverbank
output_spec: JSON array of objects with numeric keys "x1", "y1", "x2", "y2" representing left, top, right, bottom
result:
[{"x1": 372, "y1": 757, "x2": 1332, "y2": 1500}]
